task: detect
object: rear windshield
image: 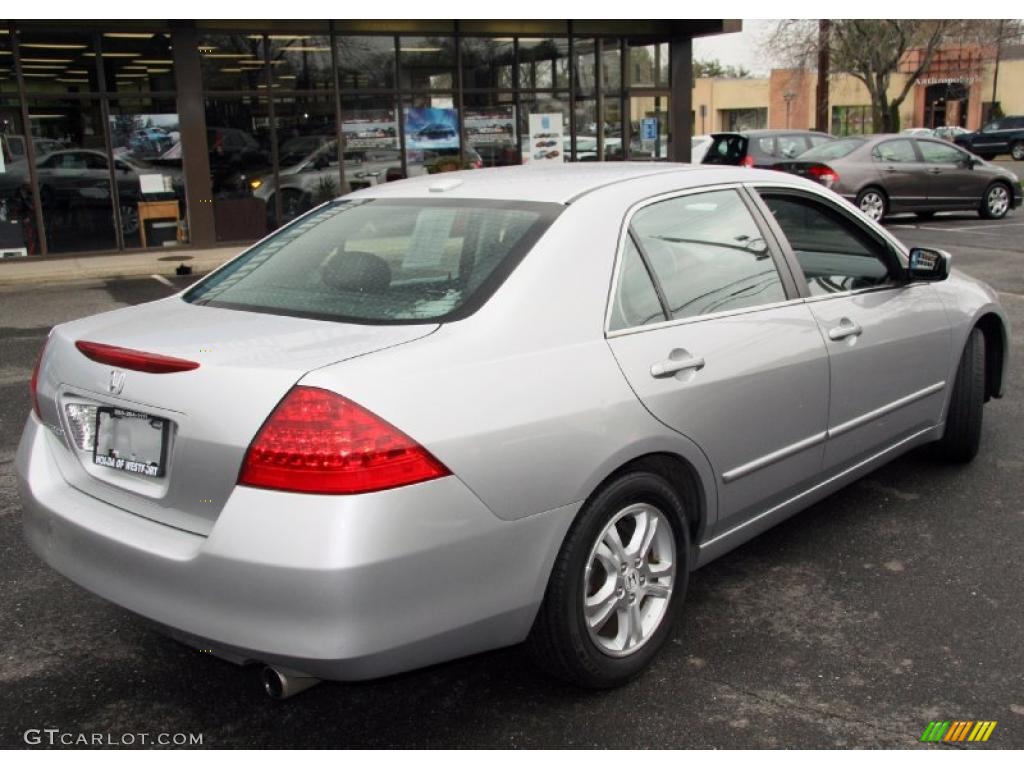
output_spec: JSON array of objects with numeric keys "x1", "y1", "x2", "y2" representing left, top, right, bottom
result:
[
  {"x1": 798, "y1": 137, "x2": 865, "y2": 161},
  {"x1": 184, "y1": 198, "x2": 560, "y2": 324},
  {"x1": 702, "y1": 134, "x2": 747, "y2": 165}
]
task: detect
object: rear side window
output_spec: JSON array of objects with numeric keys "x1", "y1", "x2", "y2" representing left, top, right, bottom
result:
[
  {"x1": 703, "y1": 134, "x2": 747, "y2": 165},
  {"x1": 185, "y1": 198, "x2": 560, "y2": 324},
  {"x1": 630, "y1": 189, "x2": 786, "y2": 320},
  {"x1": 777, "y1": 135, "x2": 808, "y2": 158}
]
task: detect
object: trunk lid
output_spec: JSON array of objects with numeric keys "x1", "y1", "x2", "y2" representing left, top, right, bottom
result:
[{"x1": 37, "y1": 297, "x2": 437, "y2": 535}]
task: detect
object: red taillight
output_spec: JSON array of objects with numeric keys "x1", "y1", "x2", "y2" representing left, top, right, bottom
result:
[
  {"x1": 30, "y1": 338, "x2": 48, "y2": 418},
  {"x1": 75, "y1": 340, "x2": 199, "y2": 374},
  {"x1": 807, "y1": 164, "x2": 839, "y2": 189},
  {"x1": 238, "y1": 386, "x2": 451, "y2": 495},
  {"x1": 740, "y1": 155, "x2": 755, "y2": 168}
]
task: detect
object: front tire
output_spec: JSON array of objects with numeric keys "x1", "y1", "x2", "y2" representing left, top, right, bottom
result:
[
  {"x1": 934, "y1": 328, "x2": 985, "y2": 463},
  {"x1": 856, "y1": 187, "x2": 887, "y2": 222},
  {"x1": 527, "y1": 470, "x2": 690, "y2": 688},
  {"x1": 980, "y1": 182, "x2": 1011, "y2": 220},
  {"x1": 1011, "y1": 141, "x2": 1024, "y2": 161}
]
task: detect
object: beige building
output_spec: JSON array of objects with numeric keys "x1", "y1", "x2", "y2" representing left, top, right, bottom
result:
[{"x1": 693, "y1": 45, "x2": 1024, "y2": 135}]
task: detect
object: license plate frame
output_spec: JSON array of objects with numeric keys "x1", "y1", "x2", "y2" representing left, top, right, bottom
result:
[{"x1": 92, "y1": 406, "x2": 169, "y2": 478}]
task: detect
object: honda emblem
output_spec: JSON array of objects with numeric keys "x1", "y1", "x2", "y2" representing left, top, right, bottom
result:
[{"x1": 108, "y1": 369, "x2": 126, "y2": 395}]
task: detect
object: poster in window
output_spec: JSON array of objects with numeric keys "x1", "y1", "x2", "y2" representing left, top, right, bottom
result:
[
  {"x1": 404, "y1": 107, "x2": 460, "y2": 151},
  {"x1": 528, "y1": 113, "x2": 564, "y2": 163}
]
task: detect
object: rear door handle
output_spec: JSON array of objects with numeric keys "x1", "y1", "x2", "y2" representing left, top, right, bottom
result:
[
  {"x1": 828, "y1": 318, "x2": 863, "y2": 341},
  {"x1": 650, "y1": 351, "x2": 705, "y2": 378}
]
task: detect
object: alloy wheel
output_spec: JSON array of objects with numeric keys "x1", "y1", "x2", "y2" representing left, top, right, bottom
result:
[
  {"x1": 859, "y1": 191, "x2": 885, "y2": 222},
  {"x1": 120, "y1": 205, "x2": 140, "y2": 236},
  {"x1": 987, "y1": 185, "x2": 1009, "y2": 218},
  {"x1": 1011, "y1": 142, "x2": 1024, "y2": 161},
  {"x1": 583, "y1": 502, "x2": 676, "y2": 657}
]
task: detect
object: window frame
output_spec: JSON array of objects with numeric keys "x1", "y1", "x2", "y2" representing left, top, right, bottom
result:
[
  {"x1": 746, "y1": 183, "x2": 912, "y2": 302},
  {"x1": 604, "y1": 183, "x2": 804, "y2": 338}
]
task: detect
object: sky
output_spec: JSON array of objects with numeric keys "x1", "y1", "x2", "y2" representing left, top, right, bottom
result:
[{"x1": 692, "y1": 19, "x2": 777, "y2": 76}]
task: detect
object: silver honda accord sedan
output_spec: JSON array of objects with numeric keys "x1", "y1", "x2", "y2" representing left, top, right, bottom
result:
[{"x1": 17, "y1": 163, "x2": 1009, "y2": 697}]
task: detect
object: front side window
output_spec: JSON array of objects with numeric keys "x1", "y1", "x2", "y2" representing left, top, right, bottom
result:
[
  {"x1": 759, "y1": 192, "x2": 896, "y2": 297},
  {"x1": 872, "y1": 139, "x2": 918, "y2": 163},
  {"x1": 630, "y1": 189, "x2": 786, "y2": 321},
  {"x1": 918, "y1": 140, "x2": 967, "y2": 164},
  {"x1": 185, "y1": 199, "x2": 560, "y2": 323}
]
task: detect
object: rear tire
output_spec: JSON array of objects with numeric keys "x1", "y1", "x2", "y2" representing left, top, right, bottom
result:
[
  {"x1": 980, "y1": 182, "x2": 1011, "y2": 220},
  {"x1": 856, "y1": 187, "x2": 887, "y2": 222},
  {"x1": 527, "y1": 470, "x2": 690, "y2": 688},
  {"x1": 1011, "y1": 141, "x2": 1024, "y2": 161},
  {"x1": 934, "y1": 328, "x2": 985, "y2": 463}
]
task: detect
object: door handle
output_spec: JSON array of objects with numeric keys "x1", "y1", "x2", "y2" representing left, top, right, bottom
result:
[
  {"x1": 650, "y1": 351, "x2": 705, "y2": 378},
  {"x1": 828, "y1": 318, "x2": 863, "y2": 341},
  {"x1": 927, "y1": 168, "x2": 942, "y2": 174},
  {"x1": 883, "y1": 166, "x2": 898, "y2": 172}
]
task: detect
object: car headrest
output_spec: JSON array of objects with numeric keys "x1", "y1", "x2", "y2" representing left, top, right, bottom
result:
[{"x1": 322, "y1": 250, "x2": 392, "y2": 294}]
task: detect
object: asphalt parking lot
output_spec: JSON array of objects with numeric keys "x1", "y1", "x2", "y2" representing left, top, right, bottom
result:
[{"x1": 1, "y1": 206, "x2": 1022, "y2": 749}]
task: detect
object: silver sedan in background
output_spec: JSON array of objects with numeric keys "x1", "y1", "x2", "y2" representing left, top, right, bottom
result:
[
  {"x1": 17, "y1": 164, "x2": 1009, "y2": 698},
  {"x1": 773, "y1": 134, "x2": 1022, "y2": 222}
]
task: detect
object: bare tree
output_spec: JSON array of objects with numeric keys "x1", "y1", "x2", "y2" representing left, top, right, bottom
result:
[{"x1": 764, "y1": 20, "x2": 994, "y2": 133}]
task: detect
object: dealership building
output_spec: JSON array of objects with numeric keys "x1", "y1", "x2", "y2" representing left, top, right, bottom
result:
[{"x1": 0, "y1": 19, "x2": 735, "y2": 259}]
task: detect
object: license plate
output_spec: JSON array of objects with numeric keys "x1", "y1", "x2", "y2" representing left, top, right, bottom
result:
[{"x1": 92, "y1": 406, "x2": 168, "y2": 478}]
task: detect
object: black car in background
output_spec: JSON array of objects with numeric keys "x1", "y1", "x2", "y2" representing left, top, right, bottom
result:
[
  {"x1": 701, "y1": 129, "x2": 835, "y2": 168},
  {"x1": 954, "y1": 116, "x2": 1024, "y2": 160}
]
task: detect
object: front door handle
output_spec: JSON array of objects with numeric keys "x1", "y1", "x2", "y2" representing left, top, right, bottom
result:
[
  {"x1": 828, "y1": 318, "x2": 863, "y2": 341},
  {"x1": 650, "y1": 350, "x2": 705, "y2": 378}
]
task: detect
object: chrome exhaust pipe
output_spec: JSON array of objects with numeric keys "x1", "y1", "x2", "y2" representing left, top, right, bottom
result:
[{"x1": 262, "y1": 665, "x2": 321, "y2": 700}]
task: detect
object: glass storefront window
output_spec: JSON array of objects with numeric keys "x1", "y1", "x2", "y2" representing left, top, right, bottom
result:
[
  {"x1": 573, "y1": 98, "x2": 597, "y2": 161},
  {"x1": 100, "y1": 31, "x2": 175, "y2": 95},
  {"x1": 198, "y1": 34, "x2": 267, "y2": 92},
  {"x1": 17, "y1": 29, "x2": 99, "y2": 96},
  {"x1": 205, "y1": 97, "x2": 273, "y2": 242},
  {"x1": 398, "y1": 37, "x2": 455, "y2": 92},
  {"x1": 657, "y1": 43, "x2": 670, "y2": 87},
  {"x1": 603, "y1": 97, "x2": 625, "y2": 160},
  {"x1": 629, "y1": 45, "x2": 656, "y2": 88},
  {"x1": 341, "y1": 95, "x2": 401, "y2": 189},
  {"x1": 463, "y1": 95, "x2": 517, "y2": 168},
  {"x1": 461, "y1": 38, "x2": 514, "y2": 91},
  {"x1": 0, "y1": 98, "x2": 38, "y2": 255},
  {"x1": 629, "y1": 95, "x2": 669, "y2": 160},
  {"x1": 270, "y1": 93, "x2": 339, "y2": 228},
  {"x1": 518, "y1": 38, "x2": 569, "y2": 91},
  {"x1": 107, "y1": 98, "x2": 187, "y2": 248},
  {"x1": 573, "y1": 39, "x2": 596, "y2": 96},
  {"x1": 1, "y1": 43, "x2": 17, "y2": 95},
  {"x1": 601, "y1": 42, "x2": 621, "y2": 93},
  {"x1": 269, "y1": 35, "x2": 332, "y2": 91},
  {"x1": 26, "y1": 98, "x2": 117, "y2": 253},
  {"x1": 337, "y1": 36, "x2": 395, "y2": 91}
]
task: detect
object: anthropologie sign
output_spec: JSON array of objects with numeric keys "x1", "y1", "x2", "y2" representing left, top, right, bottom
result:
[{"x1": 528, "y1": 113, "x2": 564, "y2": 163}]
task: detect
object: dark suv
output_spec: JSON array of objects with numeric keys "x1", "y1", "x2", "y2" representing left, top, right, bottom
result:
[
  {"x1": 701, "y1": 129, "x2": 834, "y2": 168},
  {"x1": 954, "y1": 116, "x2": 1024, "y2": 160}
]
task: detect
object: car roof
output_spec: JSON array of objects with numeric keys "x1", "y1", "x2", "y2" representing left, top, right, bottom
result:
[
  {"x1": 715, "y1": 129, "x2": 831, "y2": 137},
  {"x1": 345, "y1": 162, "x2": 820, "y2": 204}
]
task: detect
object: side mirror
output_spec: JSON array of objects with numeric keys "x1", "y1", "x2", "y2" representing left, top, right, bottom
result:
[{"x1": 907, "y1": 247, "x2": 951, "y2": 282}]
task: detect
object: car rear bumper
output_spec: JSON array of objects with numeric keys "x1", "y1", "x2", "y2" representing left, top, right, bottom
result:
[{"x1": 16, "y1": 415, "x2": 577, "y2": 681}]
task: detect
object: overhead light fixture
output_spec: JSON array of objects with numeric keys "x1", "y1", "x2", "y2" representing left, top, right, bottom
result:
[
  {"x1": 220, "y1": 68, "x2": 242, "y2": 73},
  {"x1": 401, "y1": 47, "x2": 442, "y2": 53},
  {"x1": 134, "y1": 58, "x2": 172, "y2": 64},
  {"x1": 83, "y1": 52, "x2": 140, "y2": 58},
  {"x1": 278, "y1": 74, "x2": 297, "y2": 79},
  {"x1": 116, "y1": 73, "x2": 148, "y2": 78},
  {"x1": 284, "y1": 46, "x2": 330, "y2": 52},
  {"x1": 22, "y1": 72, "x2": 54, "y2": 77},
  {"x1": 21, "y1": 43, "x2": 88, "y2": 50},
  {"x1": 66, "y1": 69, "x2": 89, "y2": 74},
  {"x1": 20, "y1": 57, "x2": 73, "y2": 63},
  {"x1": 202, "y1": 53, "x2": 255, "y2": 59},
  {"x1": 30, "y1": 113, "x2": 66, "y2": 119},
  {"x1": 146, "y1": 68, "x2": 170, "y2": 73},
  {"x1": 21, "y1": 63, "x2": 67, "y2": 69},
  {"x1": 123, "y1": 64, "x2": 148, "y2": 69},
  {"x1": 103, "y1": 33, "x2": 157, "y2": 39},
  {"x1": 57, "y1": 77, "x2": 89, "y2": 83}
]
